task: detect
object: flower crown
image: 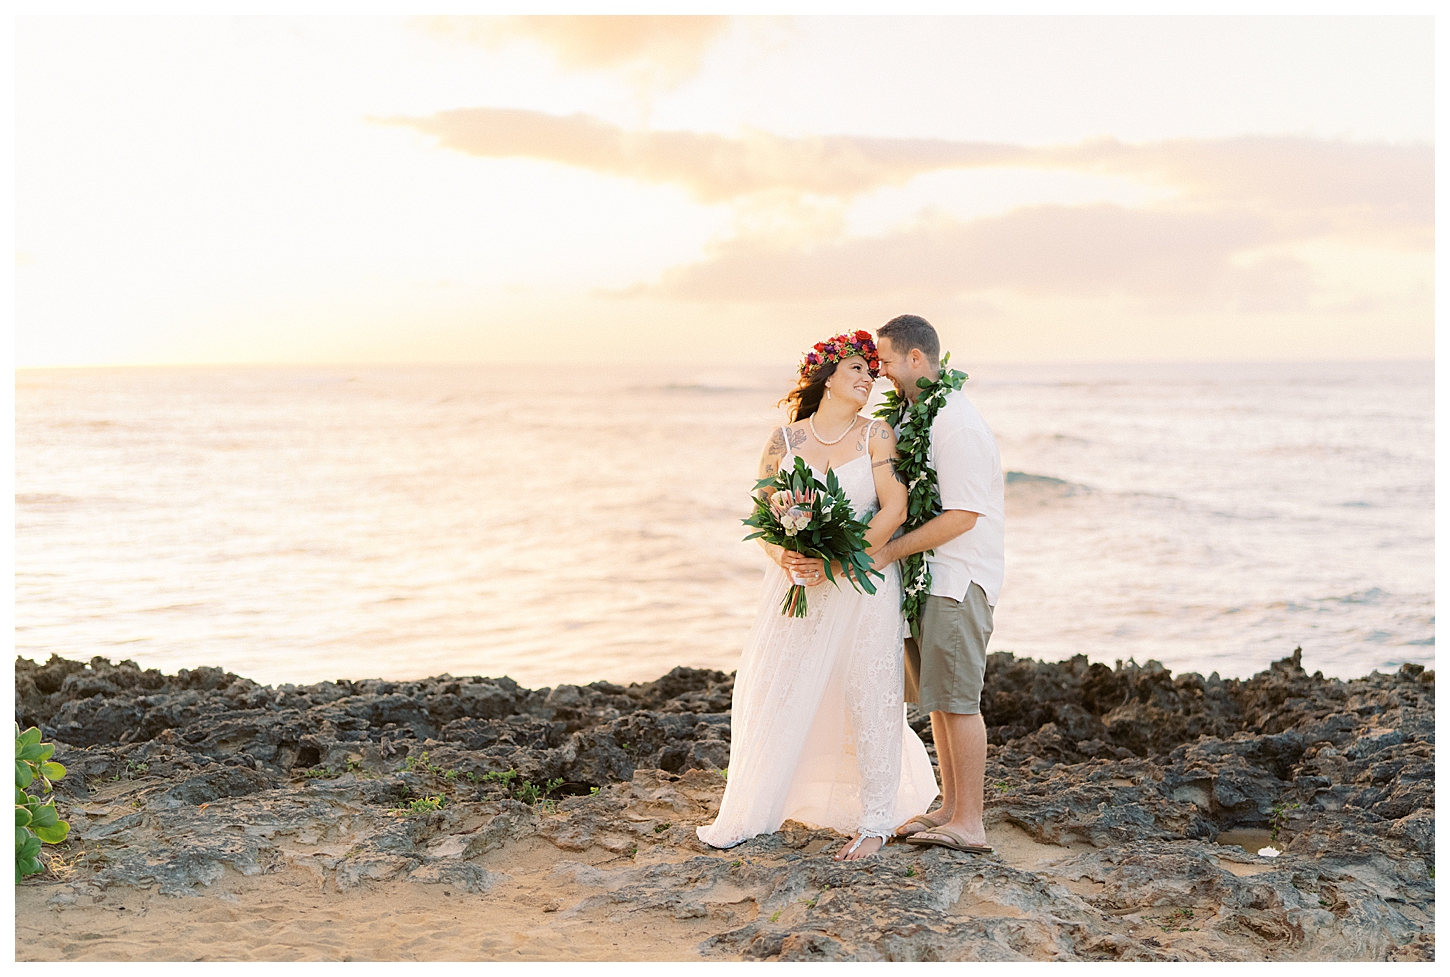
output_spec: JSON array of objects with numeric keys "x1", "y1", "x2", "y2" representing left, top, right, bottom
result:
[{"x1": 799, "y1": 330, "x2": 880, "y2": 382}]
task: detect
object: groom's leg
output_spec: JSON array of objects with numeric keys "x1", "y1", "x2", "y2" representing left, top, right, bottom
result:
[
  {"x1": 928, "y1": 710, "x2": 956, "y2": 819},
  {"x1": 911, "y1": 584, "x2": 992, "y2": 848},
  {"x1": 936, "y1": 711, "x2": 987, "y2": 844}
]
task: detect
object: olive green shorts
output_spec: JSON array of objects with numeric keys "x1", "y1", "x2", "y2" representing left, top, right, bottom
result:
[{"x1": 904, "y1": 583, "x2": 993, "y2": 716}]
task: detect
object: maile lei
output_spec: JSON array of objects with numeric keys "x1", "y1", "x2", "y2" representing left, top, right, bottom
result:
[{"x1": 872, "y1": 352, "x2": 968, "y2": 640}]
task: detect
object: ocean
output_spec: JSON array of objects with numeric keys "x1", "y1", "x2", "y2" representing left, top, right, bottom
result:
[{"x1": 14, "y1": 360, "x2": 1434, "y2": 689}]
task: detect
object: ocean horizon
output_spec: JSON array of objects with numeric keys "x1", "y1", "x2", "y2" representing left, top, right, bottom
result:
[{"x1": 15, "y1": 359, "x2": 1434, "y2": 689}]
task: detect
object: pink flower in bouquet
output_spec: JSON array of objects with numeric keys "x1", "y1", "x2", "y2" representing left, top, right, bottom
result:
[
  {"x1": 744, "y1": 456, "x2": 883, "y2": 618},
  {"x1": 768, "y1": 487, "x2": 815, "y2": 536}
]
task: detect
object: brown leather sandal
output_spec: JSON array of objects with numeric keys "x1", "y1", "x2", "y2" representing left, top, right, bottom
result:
[
  {"x1": 895, "y1": 812, "x2": 947, "y2": 837},
  {"x1": 903, "y1": 827, "x2": 994, "y2": 855}
]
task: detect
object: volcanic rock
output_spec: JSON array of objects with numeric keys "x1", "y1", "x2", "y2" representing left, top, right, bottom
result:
[{"x1": 13, "y1": 648, "x2": 1434, "y2": 961}]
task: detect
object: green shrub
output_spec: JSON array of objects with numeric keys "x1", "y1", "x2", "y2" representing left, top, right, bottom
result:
[
  {"x1": 512, "y1": 776, "x2": 563, "y2": 807},
  {"x1": 405, "y1": 795, "x2": 444, "y2": 814},
  {"x1": 15, "y1": 724, "x2": 69, "y2": 882},
  {"x1": 476, "y1": 770, "x2": 565, "y2": 808}
]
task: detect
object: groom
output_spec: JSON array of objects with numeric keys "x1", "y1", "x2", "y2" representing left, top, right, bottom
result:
[{"x1": 872, "y1": 314, "x2": 1005, "y2": 854}]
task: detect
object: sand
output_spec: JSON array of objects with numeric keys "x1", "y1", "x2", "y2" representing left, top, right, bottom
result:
[
  {"x1": 17, "y1": 822, "x2": 1296, "y2": 962},
  {"x1": 17, "y1": 822, "x2": 1126, "y2": 962}
]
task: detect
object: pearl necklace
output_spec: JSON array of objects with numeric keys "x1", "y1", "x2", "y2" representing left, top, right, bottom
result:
[{"x1": 809, "y1": 413, "x2": 858, "y2": 446}]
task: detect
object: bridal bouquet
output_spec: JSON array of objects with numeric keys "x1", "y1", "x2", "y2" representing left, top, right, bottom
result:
[{"x1": 743, "y1": 456, "x2": 884, "y2": 617}]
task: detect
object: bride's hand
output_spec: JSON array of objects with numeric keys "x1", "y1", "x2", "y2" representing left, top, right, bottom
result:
[{"x1": 781, "y1": 551, "x2": 825, "y2": 583}]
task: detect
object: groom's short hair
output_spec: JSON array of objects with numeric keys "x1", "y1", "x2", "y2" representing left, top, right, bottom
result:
[{"x1": 879, "y1": 314, "x2": 940, "y2": 365}]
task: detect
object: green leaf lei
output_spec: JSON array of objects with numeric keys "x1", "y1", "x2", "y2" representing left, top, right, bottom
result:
[{"x1": 872, "y1": 352, "x2": 968, "y2": 640}]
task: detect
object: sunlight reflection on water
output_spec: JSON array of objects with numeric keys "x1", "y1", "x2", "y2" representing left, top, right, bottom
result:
[{"x1": 14, "y1": 361, "x2": 1434, "y2": 687}]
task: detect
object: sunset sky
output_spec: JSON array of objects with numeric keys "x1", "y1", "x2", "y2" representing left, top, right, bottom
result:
[{"x1": 14, "y1": 15, "x2": 1434, "y2": 366}]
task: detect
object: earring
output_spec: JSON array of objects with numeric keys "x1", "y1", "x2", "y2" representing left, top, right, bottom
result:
[{"x1": 826, "y1": 387, "x2": 832, "y2": 399}]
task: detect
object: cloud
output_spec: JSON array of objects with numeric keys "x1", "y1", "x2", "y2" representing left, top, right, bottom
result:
[
  {"x1": 637, "y1": 204, "x2": 1315, "y2": 312},
  {"x1": 382, "y1": 107, "x2": 1428, "y2": 314},
  {"x1": 386, "y1": 107, "x2": 1432, "y2": 243},
  {"x1": 1043, "y1": 136, "x2": 1432, "y2": 244},
  {"x1": 419, "y1": 16, "x2": 731, "y2": 91},
  {"x1": 381, "y1": 107, "x2": 1021, "y2": 203}
]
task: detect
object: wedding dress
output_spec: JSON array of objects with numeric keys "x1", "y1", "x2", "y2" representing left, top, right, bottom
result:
[{"x1": 697, "y1": 419, "x2": 939, "y2": 850}]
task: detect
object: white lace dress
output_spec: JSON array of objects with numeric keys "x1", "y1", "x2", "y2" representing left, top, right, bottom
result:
[{"x1": 697, "y1": 421, "x2": 939, "y2": 849}]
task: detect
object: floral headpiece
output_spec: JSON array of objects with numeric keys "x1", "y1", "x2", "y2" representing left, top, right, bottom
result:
[{"x1": 799, "y1": 330, "x2": 880, "y2": 382}]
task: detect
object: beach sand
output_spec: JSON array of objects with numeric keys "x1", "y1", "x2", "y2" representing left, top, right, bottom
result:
[{"x1": 17, "y1": 817, "x2": 1109, "y2": 962}]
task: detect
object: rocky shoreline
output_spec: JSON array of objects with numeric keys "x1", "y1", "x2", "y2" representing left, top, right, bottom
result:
[{"x1": 14, "y1": 649, "x2": 1435, "y2": 961}]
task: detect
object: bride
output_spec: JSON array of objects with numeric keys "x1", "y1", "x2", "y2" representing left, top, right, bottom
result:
[{"x1": 696, "y1": 331, "x2": 939, "y2": 860}]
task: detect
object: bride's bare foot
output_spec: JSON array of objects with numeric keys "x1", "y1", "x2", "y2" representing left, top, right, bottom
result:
[{"x1": 834, "y1": 834, "x2": 885, "y2": 861}]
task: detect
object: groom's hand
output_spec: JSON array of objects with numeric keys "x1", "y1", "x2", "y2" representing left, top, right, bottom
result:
[{"x1": 867, "y1": 540, "x2": 896, "y2": 567}]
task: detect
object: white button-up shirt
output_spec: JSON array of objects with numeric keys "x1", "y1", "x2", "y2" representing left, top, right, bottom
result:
[{"x1": 921, "y1": 388, "x2": 1005, "y2": 607}]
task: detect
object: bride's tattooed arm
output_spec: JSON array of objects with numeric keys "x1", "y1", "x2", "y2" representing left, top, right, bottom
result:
[
  {"x1": 757, "y1": 425, "x2": 821, "y2": 576},
  {"x1": 766, "y1": 427, "x2": 787, "y2": 467},
  {"x1": 855, "y1": 422, "x2": 894, "y2": 453},
  {"x1": 873, "y1": 457, "x2": 908, "y2": 486},
  {"x1": 763, "y1": 426, "x2": 806, "y2": 478},
  {"x1": 863, "y1": 425, "x2": 908, "y2": 551}
]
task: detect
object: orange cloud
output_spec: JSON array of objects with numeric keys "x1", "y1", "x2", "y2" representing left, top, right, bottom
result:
[
  {"x1": 419, "y1": 16, "x2": 732, "y2": 90},
  {"x1": 636, "y1": 204, "x2": 1314, "y2": 312},
  {"x1": 386, "y1": 108, "x2": 1431, "y2": 245},
  {"x1": 1044, "y1": 136, "x2": 1432, "y2": 245},
  {"x1": 383, "y1": 107, "x2": 1428, "y2": 315},
  {"x1": 381, "y1": 107, "x2": 1020, "y2": 202}
]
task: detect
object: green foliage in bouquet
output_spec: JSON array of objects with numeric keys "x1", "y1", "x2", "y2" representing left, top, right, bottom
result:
[
  {"x1": 15, "y1": 723, "x2": 69, "y2": 882},
  {"x1": 744, "y1": 455, "x2": 884, "y2": 617}
]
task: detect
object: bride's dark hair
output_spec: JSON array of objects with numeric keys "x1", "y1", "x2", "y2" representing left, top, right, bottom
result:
[{"x1": 780, "y1": 362, "x2": 838, "y2": 422}]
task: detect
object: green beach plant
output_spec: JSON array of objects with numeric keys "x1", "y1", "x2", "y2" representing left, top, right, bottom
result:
[
  {"x1": 405, "y1": 795, "x2": 444, "y2": 814},
  {"x1": 476, "y1": 769, "x2": 566, "y2": 808},
  {"x1": 15, "y1": 723, "x2": 69, "y2": 882},
  {"x1": 1270, "y1": 801, "x2": 1301, "y2": 842},
  {"x1": 513, "y1": 776, "x2": 565, "y2": 807}
]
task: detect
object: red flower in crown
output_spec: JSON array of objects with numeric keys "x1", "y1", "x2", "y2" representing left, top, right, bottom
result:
[{"x1": 797, "y1": 331, "x2": 881, "y2": 382}]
